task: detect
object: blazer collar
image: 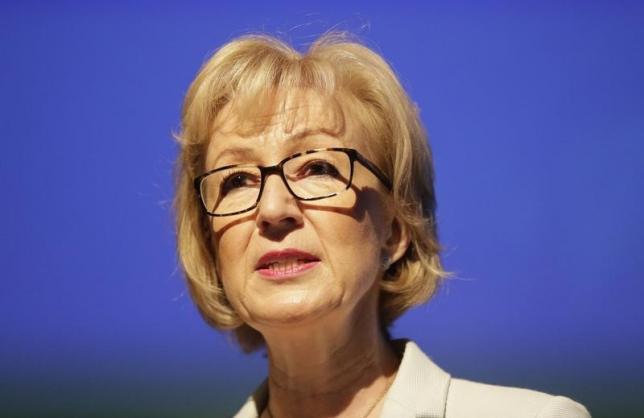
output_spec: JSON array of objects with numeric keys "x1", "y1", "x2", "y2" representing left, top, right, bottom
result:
[{"x1": 233, "y1": 339, "x2": 451, "y2": 418}]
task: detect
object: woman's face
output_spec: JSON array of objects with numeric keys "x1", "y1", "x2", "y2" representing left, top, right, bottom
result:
[{"x1": 206, "y1": 92, "x2": 401, "y2": 332}]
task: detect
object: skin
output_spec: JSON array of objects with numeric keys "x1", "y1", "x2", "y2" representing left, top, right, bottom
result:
[{"x1": 207, "y1": 91, "x2": 410, "y2": 418}]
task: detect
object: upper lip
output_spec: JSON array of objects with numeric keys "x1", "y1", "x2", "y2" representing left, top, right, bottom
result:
[{"x1": 255, "y1": 248, "x2": 320, "y2": 270}]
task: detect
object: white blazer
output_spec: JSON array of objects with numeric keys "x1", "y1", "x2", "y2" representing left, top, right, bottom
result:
[{"x1": 234, "y1": 340, "x2": 591, "y2": 418}]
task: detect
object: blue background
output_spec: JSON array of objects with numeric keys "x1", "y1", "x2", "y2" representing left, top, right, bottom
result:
[{"x1": 1, "y1": 1, "x2": 643, "y2": 417}]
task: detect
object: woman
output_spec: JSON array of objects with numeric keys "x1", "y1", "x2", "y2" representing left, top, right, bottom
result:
[{"x1": 174, "y1": 33, "x2": 590, "y2": 418}]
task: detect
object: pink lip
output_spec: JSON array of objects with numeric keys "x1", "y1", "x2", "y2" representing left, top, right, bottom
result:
[{"x1": 255, "y1": 248, "x2": 320, "y2": 280}]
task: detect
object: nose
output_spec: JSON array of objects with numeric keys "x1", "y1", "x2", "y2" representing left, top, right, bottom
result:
[{"x1": 255, "y1": 173, "x2": 303, "y2": 235}]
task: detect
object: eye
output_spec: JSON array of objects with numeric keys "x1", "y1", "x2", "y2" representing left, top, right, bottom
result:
[
  {"x1": 300, "y1": 160, "x2": 340, "y2": 178},
  {"x1": 221, "y1": 171, "x2": 259, "y2": 194}
]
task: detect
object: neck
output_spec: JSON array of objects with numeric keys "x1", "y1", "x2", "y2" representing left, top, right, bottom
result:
[{"x1": 260, "y1": 292, "x2": 399, "y2": 417}]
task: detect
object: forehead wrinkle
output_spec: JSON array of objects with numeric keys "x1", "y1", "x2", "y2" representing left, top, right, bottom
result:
[
  {"x1": 283, "y1": 92, "x2": 346, "y2": 138},
  {"x1": 213, "y1": 88, "x2": 346, "y2": 138}
]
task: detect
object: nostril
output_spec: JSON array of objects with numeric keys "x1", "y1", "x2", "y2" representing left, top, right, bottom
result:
[
  {"x1": 259, "y1": 213, "x2": 298, "y2": 228},
  {"x1": 258, "y1": 215, "x2": 301, "y2": 240}
]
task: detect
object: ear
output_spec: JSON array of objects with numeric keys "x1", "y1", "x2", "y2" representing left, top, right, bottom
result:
[{"x1": 383, "y1": 216, "x2": 411, "y2": 268}]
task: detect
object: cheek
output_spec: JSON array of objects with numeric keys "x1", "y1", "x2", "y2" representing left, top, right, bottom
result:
[
  {"x1": 332, "y1": 188, "x2": 388, "y2": 252},
  {"x1": 315, "y1": 209, "x2": 385, "y2": 295},
  {"x1": 210, "y1": 221, "x2": 253, "y2": 301}
]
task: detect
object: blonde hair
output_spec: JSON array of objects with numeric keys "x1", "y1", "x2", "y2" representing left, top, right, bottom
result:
[{"x1": 174, "y1": 32, "x2": 446, "y2": 352}]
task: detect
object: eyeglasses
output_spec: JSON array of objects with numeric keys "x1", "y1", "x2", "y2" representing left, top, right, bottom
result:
[{"x1": 194, "y1": 147, "x2": 392, "y2": 217}]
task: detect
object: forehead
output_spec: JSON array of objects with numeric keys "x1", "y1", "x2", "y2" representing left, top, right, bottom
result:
[{"x1": 206, "y1": 90, "x2": 370, "y2": 168}]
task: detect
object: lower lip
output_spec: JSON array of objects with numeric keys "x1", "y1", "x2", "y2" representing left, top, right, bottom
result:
[{"x1": 256, "y1": 261, "x2": 320, "y2": 280}]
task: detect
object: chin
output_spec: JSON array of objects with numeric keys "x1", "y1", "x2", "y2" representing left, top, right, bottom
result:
[{"x1": 243, "y1": 292, "x2": 341, "y2": 329}]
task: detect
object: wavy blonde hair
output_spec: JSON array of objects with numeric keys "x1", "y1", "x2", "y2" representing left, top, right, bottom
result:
[{"x1": 174, "y1": 32, "x2": 446, "y2": 352}]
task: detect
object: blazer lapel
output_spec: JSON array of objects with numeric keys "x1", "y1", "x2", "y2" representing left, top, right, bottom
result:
[{"x1": 379, "y1": 340, "x2": 451, "y2": 418}]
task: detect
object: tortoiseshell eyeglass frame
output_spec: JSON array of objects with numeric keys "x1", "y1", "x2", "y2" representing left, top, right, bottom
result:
[{"x1": 193, "y1": 147, "x2": 392, "y2": 217}]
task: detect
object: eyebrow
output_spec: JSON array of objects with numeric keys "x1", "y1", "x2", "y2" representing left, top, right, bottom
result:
[
  {"x1": 209, "y1": 129, "x2": 344, "y2": 168},
  {"x1": 212, "y1": 146, "x2": 256, "y2": 162}
]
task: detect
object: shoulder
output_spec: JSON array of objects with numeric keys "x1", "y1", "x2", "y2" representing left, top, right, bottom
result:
[
  {"x1": 381, "y1": 340, "x2": 591, "y2": 418},
  {"x1": 446, "y1": 378, "x2": 591, "y2": 418}
]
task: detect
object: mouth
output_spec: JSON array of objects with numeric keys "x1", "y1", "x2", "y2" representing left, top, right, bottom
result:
[{"x1": 255, "y1": 248, "x2": 320, "y2": 280}]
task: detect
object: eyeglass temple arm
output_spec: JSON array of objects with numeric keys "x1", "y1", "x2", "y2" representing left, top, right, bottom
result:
[{"x1": 354, "y1": 153, "x2": 393, "y2": 190}]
